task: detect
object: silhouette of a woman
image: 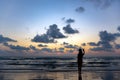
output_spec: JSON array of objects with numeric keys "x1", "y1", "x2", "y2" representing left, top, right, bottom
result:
[{"x1": 77, "y1": 48, "x2": 85, "y2": 74}]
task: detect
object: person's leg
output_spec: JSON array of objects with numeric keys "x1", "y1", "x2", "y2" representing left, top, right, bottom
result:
[
  {"x1": 78, "y1": 60, "x2": 83, "y2": 80},
  {"x1": 79, "y1": 65, "x2": 81, "y2": 74},
  {"x1": 78, "y1": 65, "x2": 82, "y2": 80}
]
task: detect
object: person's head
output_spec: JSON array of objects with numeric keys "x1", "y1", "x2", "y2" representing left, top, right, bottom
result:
[
  {"x1": 78, "y1": 48, "x2": 82, "y2": 52},
  {"x1": 78, "y1": 48, "x2": 84, "y2": 52}
]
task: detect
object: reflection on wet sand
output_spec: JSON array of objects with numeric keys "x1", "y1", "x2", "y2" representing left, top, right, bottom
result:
[
  {"x1": 78, "y1": 73, "x2": 82, "y2": 80},
  {"x1": 0, "y1": 70, "x2": 119, "y2": 80}
]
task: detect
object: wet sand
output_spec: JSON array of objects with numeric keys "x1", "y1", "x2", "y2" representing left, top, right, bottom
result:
[{"x1": 0, "y1": 70, "x2": 120, "y2": 80}]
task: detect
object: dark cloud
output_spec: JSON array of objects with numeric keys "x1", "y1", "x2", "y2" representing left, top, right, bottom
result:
[
  {"x1": 90, "y1": 41, "x2": 113, "y2": 52},
  {"x1": 58, "y1": 48, "x2": 64, "y2": 52},
  {"x1": 65, "y1": 44, "x2": 74, "y2": 48},
  {"x1": 90, "y1": 47, "x2": 103, "y2": 51},
  {"x1": 81, "y1": 43, "x2": 86, "y2": 46},
  {"x1": 65, "y1": 18, "x2": 75, "y2": 24},
  {"x1": 31, "y1": 24, "x2": 67, "y2": 43},
  {"x1": 62, "y1": 18, "x2": 75, "y2": 24},
  {"x1": 31, "y1": 34, "x2": 54, "y2": 43},
  {"x1": 99, "y1": 31, "x2": 117, "y2": 42},
  {"x1": 0, "y1": 35, "x2": 17, "y2": 43},
  {"x1": 75, "y1": 7, "x2": 85, "y2": 13},
  {"x1": 41, "y1": 48, "x2": 52, "y2": 52},
  {"x1": 90, "y1": 44, "x2": 113, "y2": 52},
  {"x1": 47, "y1": 24, "x2": 66, "y2": 38},
  {"x1": 63, "y1": 42, "x2": 69, "y2": 45},
  {"x1": 29, "y1": 45, "x2": 37, "y2": 50},
  {"x1": 98, "y1": 41, "x2": 113, "y2": 51},
  {"x1": 38, "y1": 44, "x2": 47, "y2": 47},
  {"x1": 90, "y1": 29, "x2": 120, "y2": 52},
  {"x1": 115, "y1": 44, "x2": 120, "y2": 49},
  {"x1": 114, "y1": 33, "x2": 120, "y2": 37},
  {"x1": 117, "y1": 26, "x2": 120, "y2": 32},
  {"x1": 63, "y1": 24, "x2": 79, "y2": 34},
  {"x1": 64, "y1": 44, "x2": 78, "y2": 49},
  {"x1": 4, "y1": 43, "x2": 30, "y2": 51},
  {"x1": 88, "y1": 42, "x2": 99, "y2": 46},
  {"x1": 90, "y1": 47, "x2": 113, "y2": 52}
]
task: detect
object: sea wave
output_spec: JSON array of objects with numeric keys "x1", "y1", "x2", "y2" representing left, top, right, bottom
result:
[{"x1": 0, "y1": 56, "x2": 120, "y2": 71}]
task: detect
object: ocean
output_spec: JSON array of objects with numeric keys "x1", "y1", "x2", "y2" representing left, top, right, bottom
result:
[{"x1": 0, "y1": 56, "x2": 120, "y2": 80}]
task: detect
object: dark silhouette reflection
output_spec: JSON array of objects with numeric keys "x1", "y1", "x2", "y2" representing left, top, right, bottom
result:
[
  {"x1": 79, "y1": 73, "x2": 82, "y2": 80},
  {"x1": 77, "y1": 48, "x2": 85, "y2": 80}
]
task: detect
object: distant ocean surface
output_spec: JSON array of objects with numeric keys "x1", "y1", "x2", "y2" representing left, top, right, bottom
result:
[{"x1": 0, "y1": 56, "x2": 120, "y2": 71}]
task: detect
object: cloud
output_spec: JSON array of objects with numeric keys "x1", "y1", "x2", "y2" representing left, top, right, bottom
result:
[
  {"x1": 62, "y1": 18, "x2": 75, "y2": 24},
  {"x1": 63, "y1": 42, "x2": 69, "y2": 45},
  {"x1": 93, "y1": 41, "x2": 113, "y2": 51},
  {"x1": 63, "y1": 24, "x2": 79, "y2": 34},
  {"x1": 90, "y1": 47, "x2": 113, "y2": 51},
  {"x1": 31, "y1": 34, "x2": 54, "y2": 43},
  {"x1": 62, "y1": 42, "x2": 79, "y2": 49},
  {"x1": 4, "y1": 43, "x2": 30, "y2": 51},
  {"x1": 65, "y1": 18, "x2": 75, "y2": 24},
  {"x1": 76, "y1": 0, "x2": 118, "y2": 14},
  {"x1": 58, "y1": 47, "x2": 64, "y2": 52},
  {"x1": 41, "y1": 48, "x2": 52, "y2": 52},
  {"x1": 47, "y1": 24, "x2": 66, "y2": 38},
  {"x1": 62, "y1": 17, "x2": 65, "y2": 21},
  {"x1": 88, "y1": 42, "x2": 99, "y2": 46},
  {"x1": 29, "y1": 45, "x2": 37, "y2": 50},
  {"x1": 90, "y1": 29, "x2": 120, "y2": 52},
  {"x1": 65, "y1": 44, "x2": 75, "y2": 48},
  {"x1": 0, "y1": 35, "x2": 17, "y2": 43},
  {"x1": 38, "y1": 44, "x2": 47, "y2": 47},
  {"x1": 31, "y1": 24, "x2": 67, "y2": 43},
  {"x1": 64, "y1": 44, "x2": 78, "y2": 49},
  {"x1": 115, "y1": 44, "x2": 120, "y2": 49},
  {"x1": 99, "y1": 31, "x2": 117, "y2": 42},
  {"x1": 84, "y1": 0, "x2": 116, "y2": 9},
  {"x1": 81, "y1": 43, "x2": 86, "y2": 46},
  {"x1": 90, "y1": 41, "x2": 114, "y2": 52},
  {"x1": 75, "y1": 7, "x2": 85, "y2": 13},
  {"x1": 117, "y1": 26, "x2": 120, "y2": 32}
]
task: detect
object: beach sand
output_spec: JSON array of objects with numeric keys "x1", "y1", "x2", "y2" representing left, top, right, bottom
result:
[{"x1": 0, "y1": 70, "x2": 120, "y2": 80}]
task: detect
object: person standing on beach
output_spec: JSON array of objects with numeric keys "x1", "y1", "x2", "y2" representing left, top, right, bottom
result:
[{"x1": 77, "y1": 48, "x2": 85, "y2": 74}]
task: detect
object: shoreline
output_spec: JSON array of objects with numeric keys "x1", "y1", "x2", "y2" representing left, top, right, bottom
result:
[
  {"x1": 0, "y1": 69, "x2": 120, "y2": 73},
  {"x1": 0, "y1": 70, "x2": 119, "y2": 80}
]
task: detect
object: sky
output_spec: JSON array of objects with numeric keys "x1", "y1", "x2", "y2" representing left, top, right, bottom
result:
[{"x1": 0, "y1": 0, "x2": 120, "y2": 57}]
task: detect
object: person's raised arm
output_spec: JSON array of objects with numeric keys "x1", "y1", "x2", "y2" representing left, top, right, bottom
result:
[{"x1": 82, "y1": 49, "x2": 85, "y2": 55}]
